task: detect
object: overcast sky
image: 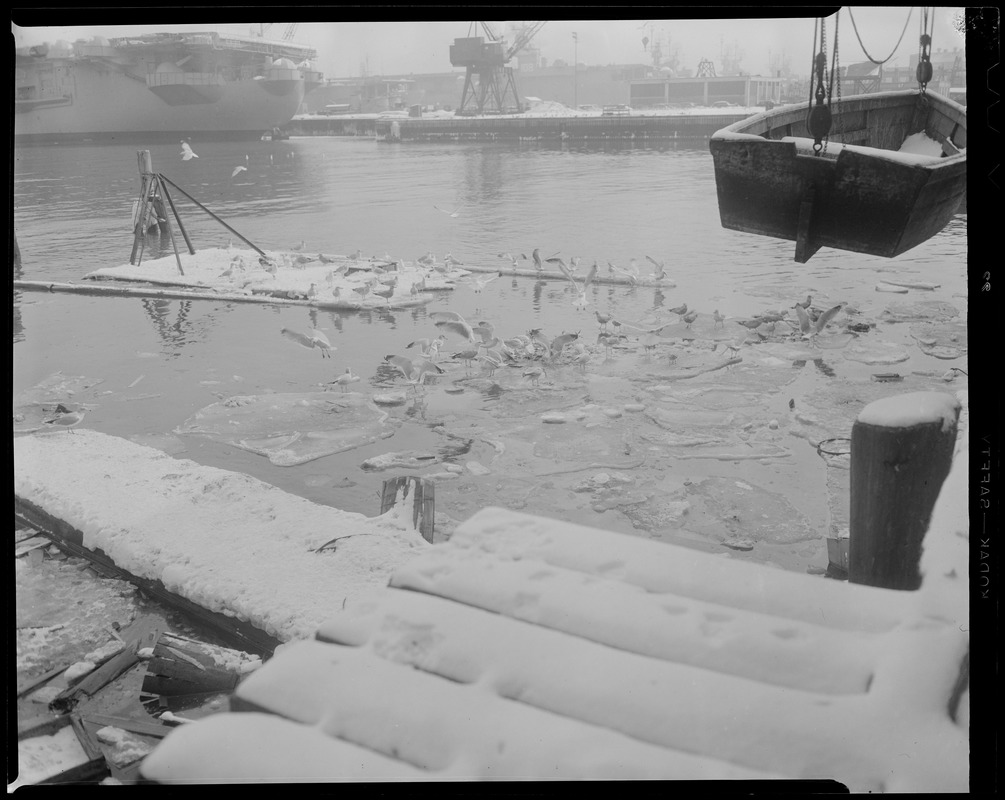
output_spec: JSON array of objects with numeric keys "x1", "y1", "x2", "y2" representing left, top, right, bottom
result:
[{"x1": 12, "y1": 9, "x2": 967, "y2": 79}]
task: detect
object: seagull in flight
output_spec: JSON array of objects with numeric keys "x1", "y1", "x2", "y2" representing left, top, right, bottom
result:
[
  {"x1": 180, "y1": 141, "x2": 199, "y2": 160},
  {"x1": 281, "y1": 327, "x2": 334, "y2": 358},
  {"x1": 434, "y1": 204, "x2": 465, "y2": 218},
  {"x1": 465, "y1": 271, "x2": 503, "y2": 293},
  {"x1": 231, "y1": 165, "x2": 247, "y2": 178}
]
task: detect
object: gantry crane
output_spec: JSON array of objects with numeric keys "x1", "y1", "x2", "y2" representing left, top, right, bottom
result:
[{"x1": 450, "y1": 21, "x2": 546, "y2": 115}]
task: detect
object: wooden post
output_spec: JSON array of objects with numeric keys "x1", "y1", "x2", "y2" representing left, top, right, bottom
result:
[
  {"x1": 130, "y1": 151, "x2": 155, "y2": 265},
  {"x1": 150, "y1": 176, "x2": 185, "y2": 276},
  {"x1": 380, "y1": 476, "x2": 435, "y2": 543},
  {"x1": 159, "y1": 178, "x2": 196, "y2": 255},
  {"x1": 848, "y1": 392, "x2": 960, "y2": 590}
]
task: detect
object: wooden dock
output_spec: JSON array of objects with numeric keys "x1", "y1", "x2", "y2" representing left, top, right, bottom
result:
[
  {"x1": 284, "y1": 112, "x2": 751, "y2": 143},
  {"x1": 139, "y1": 431, "x2": 969, "y2": 788}
]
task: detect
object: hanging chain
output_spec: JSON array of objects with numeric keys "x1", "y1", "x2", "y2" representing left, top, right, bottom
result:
[
  {"x1": 917, "y1": 6, "x2": 934, "y2": 96},
  {"x1": 848, "y1": 6, "x2": 914, "y2": 65},
  {"x1": 807, "y1": 15, "x2": 834, "y2": 155}
]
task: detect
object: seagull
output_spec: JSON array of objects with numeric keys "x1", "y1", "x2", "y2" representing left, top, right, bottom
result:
[
  {"x1": 595, "y1": 309, "x2": 613, "y2": 330},
  {"x1": 668, "y1": 303, "x2": 688, "y2": 317},
  {"x1": 608, "y1": 262, "x2": 638, "y2": 285},
  {"x1": 406, "y1": 335, "x2": 447, "y2": 358},
  {"x1": 231, "y1": 165, "x2": 247, "y2": 178},
  {"x1": 330, "y1": 368, "x2": 360, "y2": 392},
  {"x1": 434, "y1": 316, "x2": 476, "y2": 343},
  {"x1": 549, "y1": 331, "x2": 580, "y2": 360},
  {"x1": 713, "y1": 309, "x2": 726, "y2": 328},
  {"x1": 180, "y1": 141, "x2": 199, "y2": 160},
  {"x1": 532, "y1": 248, "x2": 543, "y2": 270},
  {"x1": 737, "y1": 317, "x2": 764, "y2": 331},
  {"x1": 682, "y1": 310, "x2": 698, "y2": 328},
  {"x1": 645, "y1": 255, "x2": 666, "y2": 276},
  {"x1": 292, "y1": 240, "x2": 306, "y2": 252},
  {"x1": 434, "y1": 204, "x2": 465, "y2": 218},
  {"x1": 452, "y1": 348, "x2": 480, "y2": 372},
  {"x1": 281, "y1": 327, "x2": 334, "y2": 358},
  {"x1": 795, "y1": 294, "x2": 813, "y2": 309},
  {"x1": 43, "y1": 409, "x2": 87, "y2": 433},
  {"x1": 522, "y1": 365, "x2": 546, "y2": 386},
  {"x1": 384, "y1": 355, "x2": 445, "y2": 389},
  {"x1": 478, "y1": 349, "x2": 504, "y2": 376},
  {"x1": 306, "y1": 283, "x2": 318, "y2": 300},
  {"x1": 598, "y1": 332, "x2": 619, "y2": 358},
  {"x1": 465, "y1": 271, "x2": 502, "y2": 293},
  {"x1": 571, "y1": 261, "x2": 598, "y2": 310},
  {"x1": 473, "y1": 321, "x2": 496, "y2": 343}
]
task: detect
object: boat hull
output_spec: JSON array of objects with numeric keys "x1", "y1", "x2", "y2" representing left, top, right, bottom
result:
[{"x1": 709, "y1": 90, "x2": 966, "y2": 262}]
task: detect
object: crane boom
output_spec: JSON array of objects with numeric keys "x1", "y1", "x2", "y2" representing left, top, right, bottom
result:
[{"x1": 505, "y1": 21, "x2": 546, "y2": 61}]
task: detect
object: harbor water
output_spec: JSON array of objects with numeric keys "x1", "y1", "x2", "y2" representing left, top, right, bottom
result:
[{"x1": 13, "y1": 135, "x2": 968, "y2": 573}]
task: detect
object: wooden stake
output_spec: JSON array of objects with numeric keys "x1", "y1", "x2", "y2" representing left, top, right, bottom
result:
[
  {"x1": 848, "y1": 392, "x2": 960, "y2": 590},
  {"x1": 380, "y1": 476, "x2": 435, "y2": 543},
  {"x1": 131, "y1": 151, "x2": 155, "y2": 265},
  {"x1": 159, "y1": 177, "x2": 196, "y2": 255},
  {"x1": 150, "y1": 176, "x2": 185, "y2": 276}
]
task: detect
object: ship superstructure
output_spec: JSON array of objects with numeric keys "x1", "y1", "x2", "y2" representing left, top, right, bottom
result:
[{"x1": 15, "y1": 31, "x2": 324, "y2": 140}]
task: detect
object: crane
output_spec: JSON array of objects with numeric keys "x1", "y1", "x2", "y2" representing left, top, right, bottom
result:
[
  {"x1": 259, "y1": 24, "x2": 299, "y2": 41},
  {"x1": 450, "y1": 21, "x2": 546, "y2": 115}
]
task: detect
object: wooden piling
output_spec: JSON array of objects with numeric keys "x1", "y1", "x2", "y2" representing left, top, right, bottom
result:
[
  {"x1": 130, "y1": 151, "x2": 155, "y2": 265},
  {"x1": 848, "y1": 392, "x2": 960, "y2": 590},
  {"x1": 380, "y1": 476, "x2": 435, "y2": 543}
]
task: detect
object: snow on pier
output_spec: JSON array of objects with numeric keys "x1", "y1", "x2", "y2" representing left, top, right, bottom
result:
[{"x1": 140, "y1": 442, "x2": 969, "y2": 788}]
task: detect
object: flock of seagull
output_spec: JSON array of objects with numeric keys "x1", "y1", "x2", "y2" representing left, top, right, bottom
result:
[{"x1": 275, "y1": 281, "x2": 849, "y2": 399}]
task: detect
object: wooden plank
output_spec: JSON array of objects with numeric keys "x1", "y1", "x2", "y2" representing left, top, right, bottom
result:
[
  {"x1": 49, "y1": 649, "x2": 140, "y2": 712},
  {"x1": 17, "y1": 664, "x2": 71, "y2": 699},
  {"x1": 146, "y1": 657, "x2": 238, "y2": 691},
  {"x1": 14, "y1": 497, "x2": 281, "y2": 657},
  {"x1": 79, "y1": 713, "x2": 171, "y2": 740}
]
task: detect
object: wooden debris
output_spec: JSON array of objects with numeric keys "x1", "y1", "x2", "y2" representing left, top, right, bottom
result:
[{"x1": 380, "y1": 476, "x2": 435, "y2": 543}]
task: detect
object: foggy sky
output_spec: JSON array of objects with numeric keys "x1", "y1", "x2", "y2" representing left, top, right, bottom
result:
[{"x1": 12, "y1": 10, "x2": 967, "y2": 80}]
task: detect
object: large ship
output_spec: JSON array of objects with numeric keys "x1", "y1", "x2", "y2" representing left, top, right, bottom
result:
[{"x1": 14, "y1": 30, "x2": 324, "y2": 141}]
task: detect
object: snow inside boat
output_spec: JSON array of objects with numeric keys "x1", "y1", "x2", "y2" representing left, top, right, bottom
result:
[{"x1": 709, "y1": 90, "x2": 966, "y2": 263}]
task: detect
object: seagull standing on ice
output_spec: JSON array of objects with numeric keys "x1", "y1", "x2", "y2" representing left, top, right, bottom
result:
[
  {"x1": 43, "y1": 408, "x2": 87, "y2": 433},
  {"x1": 180, "y1": 141, "x2": 199, "y2": 160},
  {"x1": 330, "y1": 368, "x2": 360, "y2": 392}
]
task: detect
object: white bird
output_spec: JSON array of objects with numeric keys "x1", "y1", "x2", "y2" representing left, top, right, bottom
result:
[
  {"x1": 231, "y1": 165, "x2": 247, "y2": 178},
  {"x1": 478, "y1": 349, "x2": 504, "y2": 376},
  {"x1": 429, "y1": 310, "x2": 466, "y2": 324},
  {"x1": 465, "y1": 271, "x2": 502, "y2": 293},
  {"x1": 180, "y1": 141, "x2": 199, "y2": 160},
  {"x1": 713, "y1": 309, "x2": 726, "y2": 328},
  {"x1": 434, "y1": 316, "x2": 477, "y2": 343},
  {"x1": 434, "y1": 205, "x2": 465, "y2": 218},
  {"x1": 645, "y1": 255, "x2": 666, "y2": 276},
  {"x1": 43, "y1": 409, "x2": 87, "y2": 432},
  {"x1": 522, "y1": 365, "x2": 547, "y2": 386},
  {"x1": 571, "y1": 261, "x2": 598, "y2": 310},
  {"x1": 281, "y1": 327, "x2": 334, "y2": 358},
  {"x1": 329, "y1": 367, "x2": 361, "y2": 392},
  {"x1": 385, "y1": 355, "x2": 445, "y2": 389}
]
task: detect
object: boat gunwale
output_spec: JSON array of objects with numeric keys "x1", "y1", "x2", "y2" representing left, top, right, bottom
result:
[{"x1": 709, "y1": 89, "x2": 967, "y2": 168}]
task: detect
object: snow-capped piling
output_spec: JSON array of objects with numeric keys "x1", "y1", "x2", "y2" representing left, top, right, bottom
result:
[
  {"x1": 848, "y1": 392, "x2": 961, "y2": 590},
  {"x1": 380, "y1": 476, "x2": 435, "y2": 543}
]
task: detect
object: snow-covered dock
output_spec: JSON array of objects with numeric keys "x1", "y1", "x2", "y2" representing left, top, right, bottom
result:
[
  {"x1": 139, "y1": 443, "x2": 969, "y2": 787},
  {"x1": 13, "y1": 430, "x2": 431, "y2": 650},
  {"x1": 33, "y1": 248, "x2": 470, "y2": 310}
]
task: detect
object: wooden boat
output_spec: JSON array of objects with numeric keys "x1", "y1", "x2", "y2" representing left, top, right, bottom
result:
[{"x1": 709, "y1": 90, "x2": 966, "y2": 262}]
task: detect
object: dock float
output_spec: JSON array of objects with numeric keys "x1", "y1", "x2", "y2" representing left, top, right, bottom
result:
[
  {"x1": 14, "y1": 430, "x2": 432, "y2": 654},
  {"x1": 372, "y1": 112, "x2": 752, "y2": 143},
  {"x1": 139, "y1": 434, "x2": 969, "y2": 787}
]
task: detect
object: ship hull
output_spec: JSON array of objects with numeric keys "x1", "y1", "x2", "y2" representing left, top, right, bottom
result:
[{"x1": 15, "y1": 59, "x2": 308, "y2": 142}]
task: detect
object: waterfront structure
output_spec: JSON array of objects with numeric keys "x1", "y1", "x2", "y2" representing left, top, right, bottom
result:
[
  {"x1": 14, "y1": 31, "x2": 323, "y2": 140},
  {"x1": 630, "y1": 74, "x2": 785, "y2": 109}
]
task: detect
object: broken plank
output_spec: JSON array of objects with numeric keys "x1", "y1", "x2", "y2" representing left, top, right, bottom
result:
[
  {"x1": 79, "y1": 712, "x2": 172, "y2": 740},
  {"x1": 50, "y1": 649, "x2": 140, "y2": 712}
]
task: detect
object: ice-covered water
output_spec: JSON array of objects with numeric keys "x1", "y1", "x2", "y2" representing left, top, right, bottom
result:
[{"x1": 13, "y1": 135, "x2": 968, "y2": 572}]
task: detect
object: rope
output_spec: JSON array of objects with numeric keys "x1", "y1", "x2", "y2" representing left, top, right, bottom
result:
[
  {"x1": 848, "y1": 6, "x2": 914, "y2": 65},
  {"x1": 817, "y1": 437, "x2": 852, "y2": 457}
]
